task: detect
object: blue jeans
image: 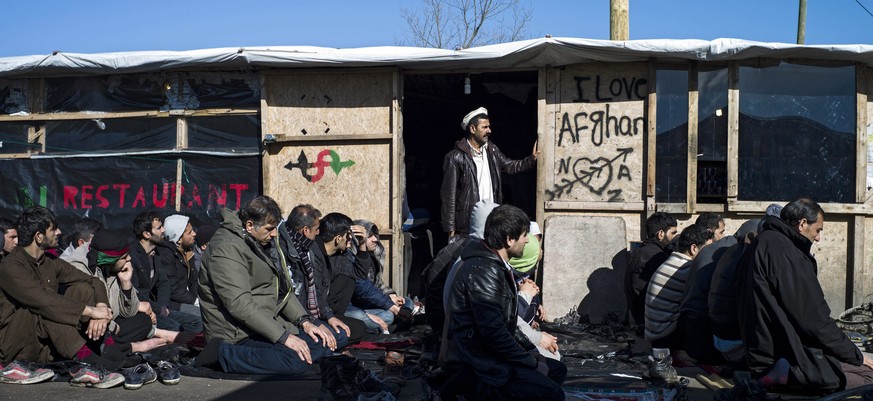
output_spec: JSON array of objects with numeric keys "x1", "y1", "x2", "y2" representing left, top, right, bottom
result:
[
  {"x1": 345, "y1": 305, "x2": 394, "y2": 334},
  {"x1": 218, "y1": 323, "x2": 348, "y2": 375},
  {"x1": 157, "y1": 309, "x2": 203, "y2": 332}
]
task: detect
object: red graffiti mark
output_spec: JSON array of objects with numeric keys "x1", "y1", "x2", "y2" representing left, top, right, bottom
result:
[
  {"x1": 95, "y1": 185, "x2": 110, "y2": 208},
  {"x1": 113, "y1": 184, "x2": 130, "y2": 207}
]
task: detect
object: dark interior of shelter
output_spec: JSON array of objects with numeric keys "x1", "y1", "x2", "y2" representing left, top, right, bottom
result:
[
  {"x1": 402, "y1": 71, "x2": 539, "y2": 248},
  {"x1": 401, "y1": 72, "x2": 539, "y2": 296}
]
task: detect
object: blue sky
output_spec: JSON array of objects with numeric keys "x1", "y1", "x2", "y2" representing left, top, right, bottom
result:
[{"x1": 1, "y1": 0, "x2": 871, "y2": 57}]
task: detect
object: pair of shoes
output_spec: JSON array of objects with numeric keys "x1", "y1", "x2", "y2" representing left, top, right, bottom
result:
[
  {"x1": 649, "y1": 355, "x2": 680, "y2": 384},
  {"x1": 153, "y1": 360, "x2": 181, "y2": 385},
  {"x1": 0, "y1": 360, "x2": 55, "y2": 385},
  {"x1": 411, "y1": 302, "x2": 425, "y2": 316},
  {"x1": 69, "y1": 365, "x2": 125, "y2": 389},
  {"x1": 122, "y1": 363, "x2": 157, "y2": 390}
]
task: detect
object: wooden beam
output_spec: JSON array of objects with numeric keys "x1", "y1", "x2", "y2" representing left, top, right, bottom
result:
[
  {"x1": 0, "y1": 108, "x2": 258, "y2": 122},
  {"x1": 728, "y1": 200, "x2": 873, "y2": 215},
  {"x1": 856, "y1": 64, "x2": 868, "y2": 203},
  {"x1": 390, "y1": 69, "x2": 405, "y2": 295},
  {"x1": 727, "y1": 62, "x2": 740, "y2": 199},
  {"x1": 260, "y1": 72, "x2": 273, "y2": 199},
  {"x1": 687, "y1": 62, "x2": 699, "y2": 212},
  {"x1": 646, "y1": 59, "x2": 657, "y2": 200},
  {"x1": 850, "y1": 215, "x2": 866, "y2": 307},
  {"x1": 266, "y1": 134, "x2": 394, "y2": 144},
  {"x1": 535, "y1": 67, "x2": 548, "y2": 230},
  {"x1": 655, "y1": 203, "x2": 689, "y2": 214},
  {"x1": 175, "y1": 159, "x2": 183, "y2": 212},
  {"x1": 545, "y1": 201, "x2": 645, "y2": 211}
]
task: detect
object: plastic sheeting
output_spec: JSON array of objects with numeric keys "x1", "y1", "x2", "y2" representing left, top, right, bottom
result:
[
  {"x1": 43, "y1": 72, "x2": 259, "y2": 113},
  {"x1": 187, "y1": 115, "x2": 260, "y2": 152},
  {"x1": 1, "y1": 38, "x2": 873, "y2": 79},
  {"x1": 0, "y1": 122, "x2": 32, "y2": 154},
  {"x1": 45, "y1": 118, "x2": 177, "y2": 153}
]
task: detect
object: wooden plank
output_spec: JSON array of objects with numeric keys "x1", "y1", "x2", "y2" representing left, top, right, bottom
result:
[
  {"x1": 176, "y1": 117, "x2": 187, "y2": 149},
  {"x1": 267, "y1": 133, "x2": 393, "y2": 144},
  {"x1": 390, "y1": 69, "x2": 405, "y2": 295},
  {"x1": 545, "y1": 201, "x2": 645, "y2": 211},
  {"x1": 694, "y1": 203, "x2": 726, "y2": 213},
  {"x1": 175, "y1": 159, "x2": 183, "y2": 212},
  {"x1": 646, "y1": 59, "x2": 657, "y2": 199},
  {"x1": 850, "y1": 216, "x2": 866, "y2": 308},
  {"x1": 687, "y1": 62, "x2": 699, "y2": 212},
  {"x1": 856, "y1": 63, "x2": 868, "y2": 203},
  {"x1": 0, "y1": 108, "x2": 258, "y2": 122},
  {"x1": 259, "y1": 72, "x2": 273, "y2": 199},
  {"x1": 655, "y1": 203, "x2": 688, "y2": 214},
  {"x1": 727, "y1": 62, "x2": 740, "y2": 199},
  {"x1": 535, "y1": 67, "x2": 547, "y2": 229},
  {"x1": 728, "y1": 200, "x2": 873, "y2": 215}
]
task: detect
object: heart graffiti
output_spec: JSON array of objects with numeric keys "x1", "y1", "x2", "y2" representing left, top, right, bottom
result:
[{"x1": 545, "y1": 147, "x2": 633, "y2": 201}]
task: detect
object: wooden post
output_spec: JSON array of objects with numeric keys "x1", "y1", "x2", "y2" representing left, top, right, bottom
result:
[
  {"x1": 610, "y1": 0, "x2": 629, "y2": 41},
  {"x1": 797, "y1": 0, "x2": 807, "y2": 45}
]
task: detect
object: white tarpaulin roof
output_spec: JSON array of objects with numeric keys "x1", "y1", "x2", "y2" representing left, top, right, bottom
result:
[{"x1": 2, "y1": 37, "x2": 873, "y2": 78}]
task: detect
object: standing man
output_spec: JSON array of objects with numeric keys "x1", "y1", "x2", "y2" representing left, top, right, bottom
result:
[
  {"x1": 440, "y1": 107, "x2": 538, "y2": 241},
  {"x1": 442, "y1": 204, "x2": 565, "y2": 400},
  {"x1": 737, "y1": 198, "x2": 873, "y2": 391}
]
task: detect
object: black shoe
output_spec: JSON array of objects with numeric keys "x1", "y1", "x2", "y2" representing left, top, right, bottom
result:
[
  {"x1": 154, "y1": 360, "x2": 181, "y2": 385},
  {"x1": 122, "y1": 363, "x2": 157, "y2": 390},
  {"x1": 193, "y1": 339, "x2": 223, "y2": 368}
]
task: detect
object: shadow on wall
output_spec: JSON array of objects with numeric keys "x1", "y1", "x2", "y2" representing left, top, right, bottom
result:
[{"x1": 576, "y1": 249, "x2": 629, "y2": 324}]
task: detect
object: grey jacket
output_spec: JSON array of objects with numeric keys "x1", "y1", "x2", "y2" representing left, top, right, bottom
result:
[
  {"x1": 199, "y1": 208, "x2": 309, "y2": 344},
  {"x1": 62, "y1": 244, "x2": 140, "y2": 334}
]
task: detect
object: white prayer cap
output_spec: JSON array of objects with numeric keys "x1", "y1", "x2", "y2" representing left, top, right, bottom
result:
[
  {"x1": 529, "y1": 221, "x2": 541, "y2": 236},
  {"x1": 461, "y1": 107, "x2": 488, "y2": 131}
]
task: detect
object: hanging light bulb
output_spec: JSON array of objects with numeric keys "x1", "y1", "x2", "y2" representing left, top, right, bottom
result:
[{"x1": 464, "y1": 76, "x2": 471, "y2": 95}]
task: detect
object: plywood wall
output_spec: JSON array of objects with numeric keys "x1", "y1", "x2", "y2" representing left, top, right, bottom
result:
[
  {"x1": 266, "y1": 143, "x2": 391, "y2": 232},
  {"x1": 262, "y1": 71, "x2": 395, "y2": 233},
  {"x1": 546, "y1": 63, "x2": 647, "y2": 204},
  {"x1": 263, "y1": 72, "x2": 393, "y2": 137}
]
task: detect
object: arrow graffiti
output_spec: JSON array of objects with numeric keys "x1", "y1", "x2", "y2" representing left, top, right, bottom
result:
[
  {"x1": 545, "y1": 147, "x2": 633, "y2": 201},
  {"x1": 284, "y1": 149, "x2": 355, "y2": 183}
]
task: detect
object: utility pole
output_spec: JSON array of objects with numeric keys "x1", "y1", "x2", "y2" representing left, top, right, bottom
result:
[
  {"x1": 610, "y1": 0, "x2": 629, "y2": 41},
  {"x1": 797, "y1": 0, "x2": 806, "y2": 44}
]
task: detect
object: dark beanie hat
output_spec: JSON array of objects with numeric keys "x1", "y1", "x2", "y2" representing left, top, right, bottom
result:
[
  {"x1": 196, "y1": 224, "x2": 217, "y2": 247},
  {"x1": 87, "y1": 228, "x2": 130, "y2": 269}
]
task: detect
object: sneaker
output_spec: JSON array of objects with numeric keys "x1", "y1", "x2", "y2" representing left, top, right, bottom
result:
[
  {"x1": 69, "y1": 365, "x2": 124, "y2": 389},
  {"x1": 650, "y1": 355, "x2": 679, "y2": 384},
  {"x1": 122, "y1": 363, "x2": 157, "y2": 390},
  {"x1": 0, "y1": 360, "x2": 55, "y2": 384},
  {"x1": 154, "y1": 360, "x2": 181, "y2": 385}
]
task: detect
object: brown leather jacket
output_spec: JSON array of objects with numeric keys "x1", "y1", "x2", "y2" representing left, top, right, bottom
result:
[{"x1": 440, "y1": 139, "x2": 535, "y2": 235}]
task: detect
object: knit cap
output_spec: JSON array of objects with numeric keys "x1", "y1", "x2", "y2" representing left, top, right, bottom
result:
[
  {"x1": 196, "y1": 224, "x2": 217, "y2": 247},
  {"x1": 164, "y1": 214, "x2": 190, "y2": 244}
]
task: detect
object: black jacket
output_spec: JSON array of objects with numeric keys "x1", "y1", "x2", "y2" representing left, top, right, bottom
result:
[
  {"x1": 680, "y1": 236, "x2": 737, "y2": 319},
  {"x1": 737, "y1": 216, "x2": 861, "y2": 391},
  {"x1": 439, "y1": 138, "x2": 535, "y2": 235},
  {"x1": 129, "y1": 240, "x2": 172, "y2": 310},
  {"x1": 707, "y1": 241, "x2": 747, "y2": 341},
  {"x1": 443, "y1": 239, "x2": 536, "y2": 386},
  {"x1": 164, "y1": 241, "x2": 199, "y2": 310},
  {"x1": 624, "y1": 239, "x2": 671, "y2": 324}
]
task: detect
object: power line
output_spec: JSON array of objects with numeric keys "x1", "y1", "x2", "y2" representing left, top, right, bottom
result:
[{"x1": 855, "y1": 0, "x2": 873, "y2": 19}]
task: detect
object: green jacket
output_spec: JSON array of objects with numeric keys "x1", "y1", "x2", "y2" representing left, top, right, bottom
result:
[{"x1": 198, "y1": 208, "x2": 308, "y2": 344}]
